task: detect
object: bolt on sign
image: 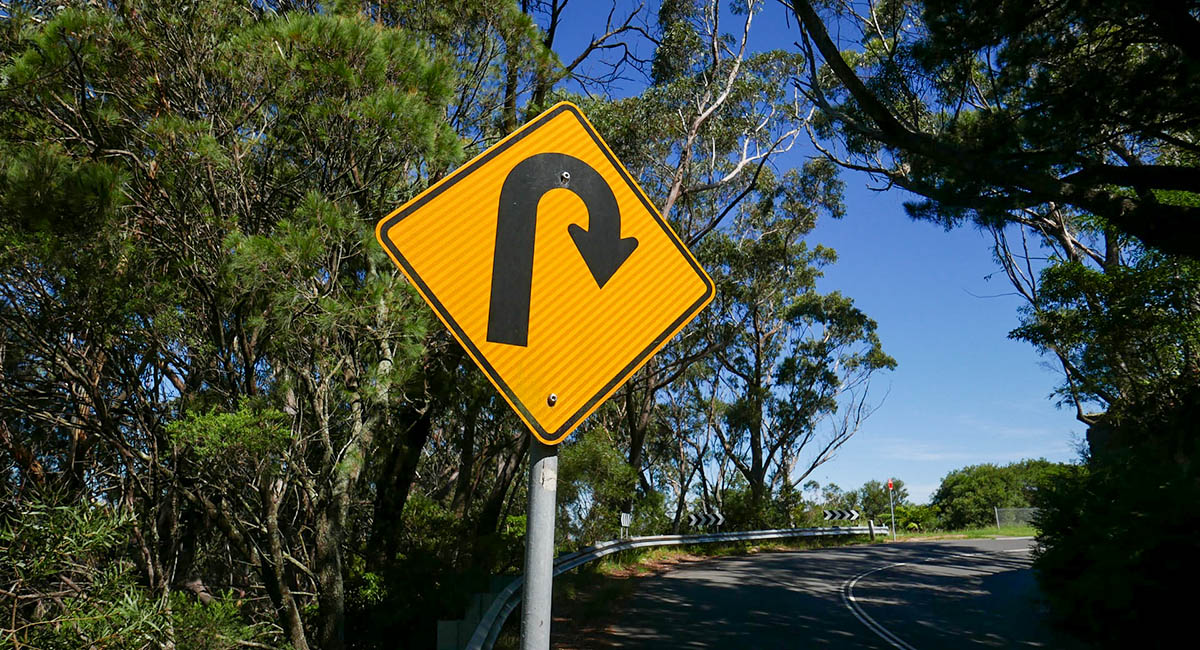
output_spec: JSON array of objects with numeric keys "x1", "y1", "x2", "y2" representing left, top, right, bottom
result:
[{"x1": 376, "y1": 102, "x2": 714, "y2": 445}]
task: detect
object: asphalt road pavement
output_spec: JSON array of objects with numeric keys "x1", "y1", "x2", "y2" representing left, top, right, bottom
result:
[{"x1": 593, "y1": 538, "x2": 1081, "y2": 649}]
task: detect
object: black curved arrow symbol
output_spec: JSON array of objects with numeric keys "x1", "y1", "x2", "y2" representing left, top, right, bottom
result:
[{"x1": 487, "y1": 152, "x2": 639, "y2": 347}]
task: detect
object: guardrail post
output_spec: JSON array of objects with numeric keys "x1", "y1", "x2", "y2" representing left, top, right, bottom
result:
[
  {"x1": 868, "y1": 519, "x2": 875, "y2": 541},
  {"x1": 520, "y1": 441, "x2": 558, "y2": 650}
]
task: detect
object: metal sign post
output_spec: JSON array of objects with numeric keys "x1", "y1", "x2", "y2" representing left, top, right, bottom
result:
[
  {"x1": 888, "y1": 479, "x2": 896, "y2": 540},
  {"x1": 520, "y1": 441, "x2": 558, "y2": 650}
]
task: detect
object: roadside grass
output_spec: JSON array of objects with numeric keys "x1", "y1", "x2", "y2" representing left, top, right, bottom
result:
[
  {"x1": 888, "y1": 524, "x2": 1038, "y2": 541},
  {"x1": 591, "y1": 534, "x2": 876, "y2": 573}
]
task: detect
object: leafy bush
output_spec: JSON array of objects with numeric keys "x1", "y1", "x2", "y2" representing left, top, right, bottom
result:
[
  {"x1": 167, "y1": 398, "x2": 292, "y2": 458},
  {"x1": 893, "y1": 503, "x2": 938, "y2": 532},
  {"x1": 853, "y1": 479, "x2": 906, "y2": 522},
  {"x1": 172, "y1": 592, "x2": 290, "y2": 650},
  {"x1": 716, "y1": 476, "x2": 775, "y2": 530},
  {"x1": 931, "y1": 459, "x2": 1062, "y2": 529},
  {"x1": 0, "y1": 497, "x2": 288, "y2": 650},
  {"x1": 345, "y1": 494, "x2": 499, "y2": 650},
  {"x1": 557, "y1": 428, "x2": 638, "y2": 544},
  {"x1": 630, "y1": 488, "x2": 671, "y2": 537},
  {"x1": 0, "y1": 498, "x2": 165, "y2": 649}
]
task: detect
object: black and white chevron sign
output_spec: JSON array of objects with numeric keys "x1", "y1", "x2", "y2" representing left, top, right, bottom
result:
[
  {"x1": 688, "y1": 511, "x2": 725, "y2": 527},
  {"x1": 823, "y1": 509, "x2": 860, "y2": 521}
]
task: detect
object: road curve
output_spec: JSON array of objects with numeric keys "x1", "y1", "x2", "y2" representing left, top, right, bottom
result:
[{"x1": 590, "y1": 538, "x2": 1081, "y2": 649}]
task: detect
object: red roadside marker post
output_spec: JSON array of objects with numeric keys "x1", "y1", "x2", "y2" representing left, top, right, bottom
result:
[{"x1": 888, "y1": 479, "x2": 896, "y2": 540}]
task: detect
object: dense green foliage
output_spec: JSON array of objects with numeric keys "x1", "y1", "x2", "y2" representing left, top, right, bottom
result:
[
  {"x1": 790, "y1": 0, "x2": 1200, "y2": 258},
  {"x1": 0, "y1": 2, "x2": 548, "y2": 648},
  {"x1": 692, "y1": 161, "x2": 895, "y2": 526},
  {"x1": 0, "y1": 2, "x2": 893, "y2": 648},
  {"x1": 557, "y1": 429, "x2": 642, "y2": 542},
  {"x1": 0, "y1": 498, "x2": 284, "y2": 649},
  {"x1": 1011, "y1": 252, "x2": 1200, "y2": 420},
  {"x1": 891, "y1": 503, "x2": 937, "y2": 532},
  {"x1": 930, "y1": 459, "x2": 1060, "y2": 529},
  {"x1": 15, "y1": 0, "x2": 1191, "y2": 646},
  {"x1": 855, "y1": 478, "x2": 906, "y2": 521},
  {"x1": 0, "y1": 500, "x2": 164, "y2": 649}
]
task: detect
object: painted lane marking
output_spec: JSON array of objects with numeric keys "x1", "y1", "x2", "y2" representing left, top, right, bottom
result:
[
  {"x1": 842, "y1": 562, "x2": 919, "y2": 650},
  {"x1": 840, "y1": 547, "x2": 1032, "y2": 650}
]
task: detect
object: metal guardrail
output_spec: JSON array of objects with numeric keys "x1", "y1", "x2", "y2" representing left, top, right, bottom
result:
[{"x1": 465, "y1": 524, "x2": 886, "y2": 650}]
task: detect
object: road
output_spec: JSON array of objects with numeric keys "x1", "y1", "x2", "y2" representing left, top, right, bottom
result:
[{"x1": 591, "y1": 538, "x2": 1081, "y2": 649}]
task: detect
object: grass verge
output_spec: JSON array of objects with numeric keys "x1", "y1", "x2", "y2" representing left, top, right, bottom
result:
[{"x1": 887, "y1": 524, "x2": 1038, "y2": 541}]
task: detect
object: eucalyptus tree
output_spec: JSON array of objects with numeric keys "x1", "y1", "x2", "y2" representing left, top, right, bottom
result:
[
  {"x1": 856, "y1": 478, "x2": 906, "y2": 522},
  {"x1": 696, "y1": 162, "x2": 895, "y2": 525},
  {"x1": 577, "y1": 0, "x2": 816, "y2": 516},
  {"x1": 783, "y1": 0, "x2": 1200, "y2": 475},
  {"x1": 0, "y1": 1, "x2": 540, "y2": 648},
  {"x1": 785, "y1": 0, "x2": 1200, "y2": 424},
  {"x1": 393, "y1": 0, "x2": 660, "y2": 563},
  {"x1": 0, "y1": 2, "x2": 901, "y2": 647}
]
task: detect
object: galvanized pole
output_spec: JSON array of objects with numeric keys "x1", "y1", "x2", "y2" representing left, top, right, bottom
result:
[
  {"x1": 520, "y1": 440, "x2": 558, "y2": 650},
  {"x1": 888, "y1": 483, "x2": 896, "y2": 540}
]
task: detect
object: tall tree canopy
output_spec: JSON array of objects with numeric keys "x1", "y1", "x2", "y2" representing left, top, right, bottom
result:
[
  {"x1": 1, "y1": 2, "x2": 894, "y2": 648},
  {"x1": 0, "y1": 2, "x2": 545, "y2": 648},
  {"x1": 787, "y1": 4, "x2": 1199, "y2": 642},
  {"x1": 788, "y1": 0, "x2": 1200, "y2": 259}
]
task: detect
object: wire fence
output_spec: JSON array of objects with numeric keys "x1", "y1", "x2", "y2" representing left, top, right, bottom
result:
[{"x1": 994, "y1": 507, "x2": 1038, "y2": 528}]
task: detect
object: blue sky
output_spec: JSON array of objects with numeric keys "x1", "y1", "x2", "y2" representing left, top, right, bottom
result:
[
  {"x1": 804, "y1": 179, "x2": 1083, "y2": 502},
  {"x1": 549, "y1": 1, "x2": 1083, "y2": 503}
]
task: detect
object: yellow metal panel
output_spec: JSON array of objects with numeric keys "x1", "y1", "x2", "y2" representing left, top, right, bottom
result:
[{"x1": 376, "y1": 102, "x2": 713, "y2": 444}]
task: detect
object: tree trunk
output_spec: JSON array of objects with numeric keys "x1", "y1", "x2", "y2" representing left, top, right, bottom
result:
[
  {"x1": 623, "y1": 378, "x2": 657, "y2": 514},
  {"x1": 471, "y1": 435, "x2": 530, "y2": 569},
  {"x1": 315, "y1": 504, "x2": 346, "y2": 650},
  {"x1": 451, "y1": 405, "x2": 478, "y2": 516},
  {"x1": 367, "y1": 404, "x2": 432, "y2": 570},
  {"x1": 263, "y1": 477, "x2": 310, "y2": 650}
]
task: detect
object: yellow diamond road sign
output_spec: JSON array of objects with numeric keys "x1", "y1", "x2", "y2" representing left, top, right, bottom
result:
[{"x1": 376, "y1": 102, "x2": 714, "y2": 445}]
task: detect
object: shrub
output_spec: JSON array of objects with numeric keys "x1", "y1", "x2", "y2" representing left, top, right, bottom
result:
[
  {"x1": 893, "y1": 503, "x2": 938, "y2": 532},
  {"x1": 931, "y1": 459, "x2": 1062, "y2": 529},
  {"x1": 0, "y1": 498, "x2": 165, "y2": 649}
]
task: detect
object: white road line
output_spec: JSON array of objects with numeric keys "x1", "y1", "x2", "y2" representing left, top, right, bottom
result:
[
  {"x1": 839, "y1": 546, "x2": 1033, "y2": 650},
  {"x1": 841, "y1": 562, "x2": 920, "y2": 650}
]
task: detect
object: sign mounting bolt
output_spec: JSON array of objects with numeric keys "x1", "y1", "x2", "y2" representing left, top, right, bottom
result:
[
  {"x1": 547, "y1": 393, "x2": 558, "y2": 407},
  {"x1": 560, "y1": 171, "x2": 570, "y2": 184}
]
